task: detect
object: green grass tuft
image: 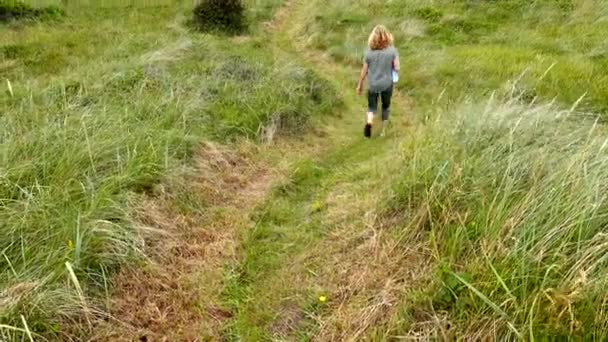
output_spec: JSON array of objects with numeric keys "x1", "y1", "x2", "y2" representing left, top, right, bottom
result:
[{"x1": 388, "y1": 95, "x2": 608, "y2": 338}]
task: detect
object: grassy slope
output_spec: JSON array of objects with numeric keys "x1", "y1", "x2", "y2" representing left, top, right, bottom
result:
[
  {"x1": 0, "y1": 0, "x2": 341, "y2": 338},
  {"x1": 5, "y1": 0, "x2": 608, "y2": 340},
  {"x1": 292, "y1": 0, "x2": 608, "y2": 114},
  {"x1": 276, "y1": 0, "x2": 608, "y2": 339}
]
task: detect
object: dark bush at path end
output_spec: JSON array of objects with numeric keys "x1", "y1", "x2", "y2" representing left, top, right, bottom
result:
[{"x1": 192, "y1": 0, "x2": 247, "y2": 34}]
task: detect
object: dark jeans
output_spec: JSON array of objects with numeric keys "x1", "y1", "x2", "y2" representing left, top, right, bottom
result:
[{"x1": 367, "y1": 85, "x2": 393, "y2": 121}]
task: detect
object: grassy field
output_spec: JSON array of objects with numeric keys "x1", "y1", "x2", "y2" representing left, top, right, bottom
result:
[
  {"x1": 284, "y1": 0, "x2": 608, "y2": 339},
  {"x1": 3, "y1": 0, "x2": 608, "y2": 340},
  {"x1": 291, "y1": 0, "x2": 608, "y2": 114},
  {"x1": 0, "y1": 0, "x2": 343, "y2": 338}
]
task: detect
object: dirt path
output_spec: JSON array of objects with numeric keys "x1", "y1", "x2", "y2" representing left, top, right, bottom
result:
[
  {"x1": 217, "y1": 1, "x2": 430, "y2": 340},
  {"x1": 88, "y1": 1, "x2": 428, "y2": 340}
]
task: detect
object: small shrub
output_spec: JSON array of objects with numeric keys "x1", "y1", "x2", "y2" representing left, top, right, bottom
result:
[
  {"x1": 413, "y1": 6, "x2": 443, "y2": 22},
  {"x1": 217, "y1": 56, "x2": 259, "y2": 81},
  {"x1": 450, "y1": 16, "x2": 496, "y2": 34},
  {"x1": 192, "y1": 0, "x2": 247, "y2": 34},
  {"x1": 1, "y1": 43, "x2": 33, "y2": 59},
  {"x1": 0, "y1": 1, "x2": 64, "y2": 22},
  {"x1": 337, "y1": 13, "x2": 369, "y2": 26},
  {"x1": 550, "y1": 0, "x2": 575, "y2": 12}
]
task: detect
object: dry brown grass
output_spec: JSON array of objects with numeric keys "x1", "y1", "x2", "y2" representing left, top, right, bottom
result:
[
  {"x1": 264, "y1": 135, "x2": 430, "y2": 341},
  {"x1": 309, "y1": 210, "x2": 431, "y2": 341},
  {"x1": 0, "y1": 282, "x2": 39, "y2": 315},
  {"x1": 86, "y1": 142, "x2": 279, "y2": 341}
]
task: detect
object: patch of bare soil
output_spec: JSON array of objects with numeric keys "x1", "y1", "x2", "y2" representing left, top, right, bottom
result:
[{"x1": 87, "y1": 142, "x2": 279, "y2": 341}]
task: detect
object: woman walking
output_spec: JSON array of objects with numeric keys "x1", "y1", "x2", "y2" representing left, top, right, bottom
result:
[{"x1": 357, "y1": 25, "x2": 400, "y2": 138}]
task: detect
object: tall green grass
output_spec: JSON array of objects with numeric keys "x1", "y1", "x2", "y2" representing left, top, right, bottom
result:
[
  {"x1": 16, "y1": 0, "x2": 284, "y2": 24},
  {"x1": 0, "y1": 0, "x2": 341, "y2": 337},
  {"x1": 287, "y1": 0, "x2": 608, "y2": 337},
  {"x1": 388, "y1": 95, "x2": 608, "y2": 338},
  {"x1": 291, "y1": 0, "x2": 608, "y2": 114}
]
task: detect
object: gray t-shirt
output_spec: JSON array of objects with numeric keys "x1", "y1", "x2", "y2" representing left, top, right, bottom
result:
[{"x1": 364, "y1": 46, "x2": 399, "y2": 93}]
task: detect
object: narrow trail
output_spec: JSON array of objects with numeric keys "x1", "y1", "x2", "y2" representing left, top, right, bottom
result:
[
  {"x1": 220, "y1": 1, "x2": 430, "y2": 340},
  {"x1": 93, "y1": 1, "x2": 429, "y2": 340}
]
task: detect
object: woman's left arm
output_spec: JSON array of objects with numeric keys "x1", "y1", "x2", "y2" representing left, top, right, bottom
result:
[{"x1": 393, "y1": 51, "x2": 401, "y2": 71}]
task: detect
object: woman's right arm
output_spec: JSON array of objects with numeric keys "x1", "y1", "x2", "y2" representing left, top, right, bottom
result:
[{"x1": 357, "y1": 63, "x2": 369, "y2": 95}]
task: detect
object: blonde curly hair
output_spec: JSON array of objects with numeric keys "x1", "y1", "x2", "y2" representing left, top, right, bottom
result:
[{"x1": 368, "y1": 25, "x2": 394, "y2": 50}]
